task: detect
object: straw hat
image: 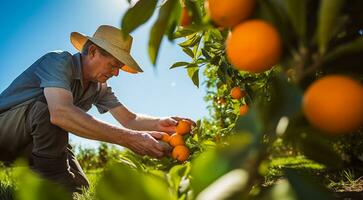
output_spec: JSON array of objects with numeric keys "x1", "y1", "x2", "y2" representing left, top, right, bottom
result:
[{"x1": 70, "y1": 25, "x2": 143, "y2": 73}]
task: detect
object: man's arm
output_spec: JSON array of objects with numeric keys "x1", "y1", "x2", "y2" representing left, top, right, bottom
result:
[
  {"x1": 110, "y1": 106, "x2": 195, "y2": 134},
  {"x1": 109, "y1": 105, "x2": 160, "y2": 131},
  {"x1": 44, "y1": 87, "x2": 166, "y2": 157}
]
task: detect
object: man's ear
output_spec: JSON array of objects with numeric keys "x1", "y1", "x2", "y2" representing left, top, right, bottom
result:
[{"x1": 88, "y1": 44, "x2": 97, "y2": 58}]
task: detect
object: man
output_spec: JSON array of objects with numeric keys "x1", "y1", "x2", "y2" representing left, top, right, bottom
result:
[{"x1": 0, "y1": 25, "x2": 192, "y2": 193}]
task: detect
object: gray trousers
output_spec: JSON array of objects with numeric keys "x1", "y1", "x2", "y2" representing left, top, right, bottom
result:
[{"x1": 0, "y1": 100, "x2": 89, "y2": 193}]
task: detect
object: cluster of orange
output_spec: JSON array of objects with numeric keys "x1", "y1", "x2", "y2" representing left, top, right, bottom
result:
[
  {"x1": 230, "y1": 87, "x2": 249, "y2": 116},
  {"x1": 205, "y1": 0, "x2": 282, "y2": 73},
  {"x1": 161, "y1": 120, "x2": 192, "y2": 162}
]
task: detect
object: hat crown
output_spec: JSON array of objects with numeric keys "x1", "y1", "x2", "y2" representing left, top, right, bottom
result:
[{"x1": 93, "y1": 25, "x2": 132, "y2": 53}]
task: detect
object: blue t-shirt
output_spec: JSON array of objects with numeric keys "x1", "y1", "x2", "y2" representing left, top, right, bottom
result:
[{"x1": 0, "y1": 51, "x2": 122, "y2": 113}]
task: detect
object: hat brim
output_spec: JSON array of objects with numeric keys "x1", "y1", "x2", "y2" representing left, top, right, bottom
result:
[{"x1": 70, "y1": 31, "x2": 143, "y2": 73}]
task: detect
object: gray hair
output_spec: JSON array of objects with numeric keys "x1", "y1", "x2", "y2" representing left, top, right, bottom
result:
[{"x1": 81, "y1": 40, "x2": 112, "y2": 57}]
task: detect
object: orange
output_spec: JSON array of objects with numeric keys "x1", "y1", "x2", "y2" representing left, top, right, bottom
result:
[
  {"x1": 205, "y1": 0, "x2": 255, "y2": 27},
  {"x1": 172, "y1": 145, "x2": 190, "y2": 162},
  {"x1": 161, "y1": 133, "x2": 171, "y2": 143},
  {"x1": 176, "y1": 120, "x2": 192, "y2": 135},
  {"x1": 226, "y1": 20, "x2": 282, "y2": 73},
  {"x1": 303, "y1": 75, "x2": 363, "y2": 135},
  {"x1": 121, "y1": 65, "x2": 138, "y2": 74},
  {"x1": 239, "y1": 105, "x2": 249, "y2": 116},
  {"x1": 180, "y1": 7, "x2": 192, "y2": 27},
  {"x1": 217, "y1": 97, "x2": 226, "y2": 105},
  {"x1": 230, "y1": 87, "x2": 246, "y2": 99},
  {"x1": 169, "y1": 133, "x2": 185, "y2": 147}
]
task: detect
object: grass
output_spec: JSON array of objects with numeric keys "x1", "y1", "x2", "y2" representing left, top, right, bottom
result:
[{"x1": 0, "y1": 166, "x2": 102, "y2": 200}]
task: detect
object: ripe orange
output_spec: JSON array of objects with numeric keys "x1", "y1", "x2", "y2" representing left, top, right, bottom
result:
[
  {"x1": 230, "y1": 87, "x2": 246, "y2": 99},
  {"x1": 121, "y1": 65, "x2": 138, "y2": 74},
  {"x1": 180, "y1": 7, "x2": 192, "y2": 27},
  {"x1": 172, "y1": 145, "x2": 190, "y2": 162},
  {"x1": 217, "y1": 97, "x2": 226, "y2": 105},
  {"x1": 303, "y1": 75, "x2": 363, "y2": 135},
  {"x1": 239, "y1": 105, "x2": 249, "y2": 116},
  {"x1": 169, "y1": 133, "x2": 185, "y2": 147},
  {"x1": 176, "y1": 120, "x2": 192, "y2": 135},
  {"x1": 161, "y1": 133, "x2": 171, "y2": 143},
  {"x1": 205, "y1": 0, "x2": 255, "y2": 27},
  {"x1": 226, "y1": 20, "x2": 282, "y2": 73}
]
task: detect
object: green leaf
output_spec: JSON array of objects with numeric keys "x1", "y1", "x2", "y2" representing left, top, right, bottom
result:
[
  {"x1": 317, "y1": 0, "x2": 345, "y2": 54},
  {"x1": 96, "y1": 163, "x2": 172, "y2": 200},
  {"x1": 168, "y1": 164, "x2": 191, "y2": 195},
  {"x1": 184, "y1": 0, "x2": 203, "y2": 25},
  {"x1": 191, "y1": 150, "x2": 230, "y2": 196},
  {"x1": 170, "y1": 61, "x2": 189, "y2": 69},
  {"x1": 166, "y1": 1, "x2": 182, "y2": 41},
  {"x1": 187, "y1": 66, "x2": 199, "y2": 87},
  {"x1": 285, "y1": 0, "x2": 307, "y2": 43},
  {"x1": 172, "y1": 27, "x2": 198, "y2": 39},
  {"x1": 149, "y1": 0, "x2": 178, "y2": 65},
  {"x1": 121, "y1": 0, "x2": 158, "y2": 36},
  {"x1": 178, "y1": 33, "x2": 202, "y2": 48},
  {"x1": 13, "y1": 160, "x2": 71, "y2": 200},
  {"x1": 182, "y1": 47, "x2": 194, "y2": 58},
  {"x1": 285, "y1": 169, "x2": 333, "y2": 200},
  {"x1": 323, "y1": 36, "x2": 363, "y2": 63},
  {"x1": 234, "y1": 107, "x2": 263, "y2": 136},
  {"x1": 196, "y1": 169, "x2": 249, "y2": 200}
]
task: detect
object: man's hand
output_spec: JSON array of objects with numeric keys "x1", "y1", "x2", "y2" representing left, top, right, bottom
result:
[
  {"x1": 123, "y1": 131, "x2": 171, "y2": 158},
  {"x1": 156, "y1": 116, "x2": 196, "y2": 134}
]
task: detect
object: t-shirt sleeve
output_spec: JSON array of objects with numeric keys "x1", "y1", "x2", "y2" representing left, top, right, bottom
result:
[
  {"x1": 34, "y1": 52, "x2": 73, "y2": 91},
  {"x1": 94, "y1": 83, "x2": 122, "y2": 114}
]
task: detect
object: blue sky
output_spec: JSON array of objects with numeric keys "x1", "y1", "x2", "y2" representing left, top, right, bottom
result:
[{"x1": 0, "y1": 0, "x2": 209, "y2": 148}]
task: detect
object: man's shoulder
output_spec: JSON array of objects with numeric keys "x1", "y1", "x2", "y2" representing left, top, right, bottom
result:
[
  {"x1": 41, "y1": 50, "x2": 74, "y2": 64},
  {"x1": 32, "y1": 51, "x2": 76, "y2": 78}
]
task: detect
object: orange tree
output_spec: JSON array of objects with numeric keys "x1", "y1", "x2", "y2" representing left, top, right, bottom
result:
[
  {"x1": 114, "y1": 0, "x2": 363, "y2": 199},
  {"x1": 8, "y1": 0, "x2": 363, "y2": 199}
]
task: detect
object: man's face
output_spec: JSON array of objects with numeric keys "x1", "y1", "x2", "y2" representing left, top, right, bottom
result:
[{"x1": 88, "y1": 47, "x2": 124, "y2": 83}]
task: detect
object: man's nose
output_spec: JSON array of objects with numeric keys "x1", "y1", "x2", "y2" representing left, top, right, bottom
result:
[{"x1": 112, "y1": 68, "x2": 119, "y2": 76}]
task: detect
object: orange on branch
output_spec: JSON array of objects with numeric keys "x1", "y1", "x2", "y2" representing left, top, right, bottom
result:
[
  {"x1": 172, "y1": 145, "x2": 190, "y2": 162},
  {"x1": 239, "y1": 105, "x2": 249, "y2": 116},
  {"x1": 176, "y1": 120, "x2": 192, "y2": 135},
  {"x1": 169, "y1": 133, "x2": 185, "y2": 147},
  {"x1": 206, "y1": 0, "x2": 255, "y2": 27},
  {"x1": 230, "y1": 87, "x2": 246, "y2": 99},
  {"x1": 226, "y1": 20, "x2": 282, "y2": 73},
  {"x1": 303, "y1": 75, "x2": 363, "y2": 135},
  {"x1": 180, "y1": 7, "x2": 192, "y2": 27}
]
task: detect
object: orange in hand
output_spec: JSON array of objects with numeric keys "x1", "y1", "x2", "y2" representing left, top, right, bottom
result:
[
  {"x1": 176, "y1": 120, "x2": 192, "y2": 135},
  {"x1": 161, "y1": 133, "x2": 171, "y2": 143},
  {"x1": 169, "y1": 133, "x2": 185, "y2": 147},
  {"x1": 172, "y1": 145, "x2": 190, "y2": 162}
]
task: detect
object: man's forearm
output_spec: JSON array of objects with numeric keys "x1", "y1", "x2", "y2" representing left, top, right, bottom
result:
[
  {"x1": 51, "y1": 105, "x2": 131, "y2": 146},
  {"x1": 125, "y1": 114, "x2": 160, "y2": 131}
]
